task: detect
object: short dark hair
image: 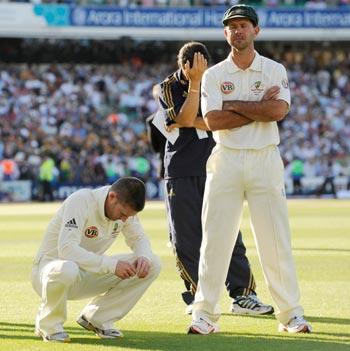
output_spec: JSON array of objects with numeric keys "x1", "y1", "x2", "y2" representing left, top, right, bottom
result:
[
  {"x1": 110, "y1": 177, "x2": 146, "y2": 212},
  {"x1": 177, "y1": 41, "x2": 210, "y2": 69}
]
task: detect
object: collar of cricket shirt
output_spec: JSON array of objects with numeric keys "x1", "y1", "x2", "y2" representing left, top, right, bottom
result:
[
  {"x1": 93, "y1": 185, "x2": 110, "y2": 221},
  {"x1": 225, "y1": 50, "x2": 262, "y2": 73}
]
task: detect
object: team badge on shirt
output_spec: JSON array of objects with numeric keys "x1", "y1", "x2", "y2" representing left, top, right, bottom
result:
[
  {"x1": 281, "y1": 78, "x2": 289, "y2": 89},
  {"x1": 251, "y1": 81, "x2": 264, "y2": 95},
  {"x1": 221, "y1": 81, "x2": 235, "y2": 94},
  {"x1": 85, "y1": 226, "x2": 99, "y2": 238}
]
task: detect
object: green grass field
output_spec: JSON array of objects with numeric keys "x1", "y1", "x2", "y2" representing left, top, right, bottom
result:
[{"x1": 0, "y1": 199, "x2": 349, "y2": 351}]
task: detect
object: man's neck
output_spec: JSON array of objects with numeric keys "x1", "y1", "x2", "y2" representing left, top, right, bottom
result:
[{"x1": 231, "y1": 47, "x2": 256, "y2": 70}]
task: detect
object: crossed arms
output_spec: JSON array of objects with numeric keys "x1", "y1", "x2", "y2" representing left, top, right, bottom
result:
[
  {"x1": 204, "y1": 86, "x2": 289, "y2": 131},
  {"x1": 169, "y1": 86, "x2": 289, "y2": 132}
]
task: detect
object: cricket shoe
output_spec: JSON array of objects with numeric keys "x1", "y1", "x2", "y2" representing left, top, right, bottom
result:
[
  {"x1": 35, "y1": 328, "x2": 70, "y2": 343},
  {"x1": 231, "y1": 294, "x2": 274, "y2": 315},
  {"x1": 77, "y1": 315, "x2": 123, "y2": 338},
  {"x1": 188, "y1": 317, "x2": 219, "y2": 335},
  {"x1": 278, "y1": 316, "x2": 312, "y2": 333}
]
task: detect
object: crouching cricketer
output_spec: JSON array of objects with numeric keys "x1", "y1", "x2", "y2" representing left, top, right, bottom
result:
[{"x1": 31, "y1": 177, "x2": 161, "y2": 342}]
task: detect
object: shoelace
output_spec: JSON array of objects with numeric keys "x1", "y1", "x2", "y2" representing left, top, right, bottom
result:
[
  {"x1": 247, "y1": 294, "x2": 262, "y2": 304},
  {"x1": 236, "y1": 295, "x2": 261, "y2": 309}
]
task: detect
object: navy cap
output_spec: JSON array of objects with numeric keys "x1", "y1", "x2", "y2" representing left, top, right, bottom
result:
[{"x1": 222, "y1": 5, "x2": 259, "y2": 27}]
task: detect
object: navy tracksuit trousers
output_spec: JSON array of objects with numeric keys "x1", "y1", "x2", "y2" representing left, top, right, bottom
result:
[{"x1": 165, "y1": 176, "x2": 256, "y2": 304}]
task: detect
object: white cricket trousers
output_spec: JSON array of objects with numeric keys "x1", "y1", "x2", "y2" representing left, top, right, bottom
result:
[
  {"x1": 31, "y1": 253, "x2": 161, "y2": 336},
  {"x1": 192, "y1": 145, "x2": 304, "y2": 325}
]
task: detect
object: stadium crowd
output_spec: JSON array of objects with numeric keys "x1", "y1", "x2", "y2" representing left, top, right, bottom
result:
[
  {"x1": 0, "y1": 42, "x2": 349, "y2": 199},
  {"x1": 275, "y1": 47, "x2": 350, "y2": 187},
  {"x1": 0, "y1": 62, "x2": 169, "y2": 188},
  {"x1": 2, "y1": 0, "x2": 350, "y2": 8}
]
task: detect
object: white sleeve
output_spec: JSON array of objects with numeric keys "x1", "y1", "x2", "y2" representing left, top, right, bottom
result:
[
  {"x1": 122, "y1": 216, "x2": 153, "y2": 260},
  {"x1": 271, "y1": 63, "x2": 291, "y2": 107},
  {"x1": 201, "y1": 69, "x2": 223, "y2": 116},
  {"x1": 57, "y1": 192, "x2": 117, "y2": 275}
]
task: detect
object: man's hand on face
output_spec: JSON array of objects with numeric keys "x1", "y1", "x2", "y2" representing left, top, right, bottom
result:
[{"x1": 184, "y1": 52, "x2": 208, "y2": 84}]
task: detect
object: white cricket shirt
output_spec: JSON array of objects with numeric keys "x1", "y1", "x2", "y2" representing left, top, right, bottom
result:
[
  {"x1": 33, "y1": 186, "x2": 153, "y2": 275},
  {"x1": 201, "y1": 51, "x2": 291, "y2": 149}
]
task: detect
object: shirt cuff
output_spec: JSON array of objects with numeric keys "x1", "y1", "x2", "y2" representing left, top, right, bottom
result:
[{"x1": 103, "y1": 256, "x2": 119, "y2": 275}]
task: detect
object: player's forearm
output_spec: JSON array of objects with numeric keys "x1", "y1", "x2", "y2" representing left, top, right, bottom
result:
[
  {"x1": 204, "y1": 110, "x2": 253, "y2": 131},
  {"x1": 193, "y1": 117, "x2": 210, "y2": 131},
  {"x1": 58, "y1": 240, "x2": 117, "y2": 274},
  {"x1": 175, "y1": 84, "x2": 201, "y2": 127},
  {"x1": 223, "y1": 100, "x2": 288, "y2": 122},
  {"x1": 174, "y1": 117, "x2": 209, "y2": 131}
]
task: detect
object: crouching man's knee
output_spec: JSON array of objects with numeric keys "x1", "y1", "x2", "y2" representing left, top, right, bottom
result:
[{"x1": 45, "y1": 260, "x2": 80, "y2": 286}]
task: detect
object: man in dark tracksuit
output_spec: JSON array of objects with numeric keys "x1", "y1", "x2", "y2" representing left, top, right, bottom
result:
[{"x1": 158, "y1": 42, "x2": 274, "y2": 315}]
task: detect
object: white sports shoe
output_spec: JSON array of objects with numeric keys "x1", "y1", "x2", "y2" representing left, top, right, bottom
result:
[
  {"x1": 35, "y1": 328, "x2": 70, "y2": 343},
  {"x1": 231, "y1": 294, "x2": 274, "y2": 315},
  {"x1": 77, "y1": 315, "x2": 124, "y2": 338},
  {"x1": 278, "y1": 316, "x2": 312, "y2": 333},
  {"x1": 188, "y1": 317, "x2": 219, "y2": 335}
]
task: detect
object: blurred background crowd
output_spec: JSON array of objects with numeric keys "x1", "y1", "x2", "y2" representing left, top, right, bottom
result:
[
  {"x1": 0, "y1": 61, "x2": 169, "y2": 191},
  {"x1": 1, "y1": 0, "x2": 350, "y2": 8},
  {"x1": 0, "y1": 38, "x2": 349, "y2": 199}
]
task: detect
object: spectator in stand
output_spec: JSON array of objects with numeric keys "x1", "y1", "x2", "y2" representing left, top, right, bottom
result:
[
  {"x1": 316, "y1": 160, "x2": 338, "y2": 198},
  {"x1": 305, "y1": 0, "x2": 327, "y2": 8},
  {"x1": 39, "y1": 153, "x2": 55, "y2": 202},
  {"x1": 290, "y1": 158, "x2": 304, "y2": 195},
  {"x1": 0, "y1": 0, "x2": 347, "y2": 7},
  {"x1": 59, "y1": 155, "x2": 73, "y2": 183},
  {"x1": 0, "y1": 159, "x2": 19, "y2": 181}
]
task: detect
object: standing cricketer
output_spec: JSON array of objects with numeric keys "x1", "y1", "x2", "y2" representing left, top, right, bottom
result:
[{"x1": 189, "y1": 5, "x2": 311, "y2": 335}]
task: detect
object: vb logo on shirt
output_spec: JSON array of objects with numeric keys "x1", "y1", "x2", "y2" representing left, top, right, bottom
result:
[
  {"x1": 85, "y1": 226, "x2": 99, "y2": 238},
  {"x1": 221, "y1": 81, "x2": 235, "y2": 94}
]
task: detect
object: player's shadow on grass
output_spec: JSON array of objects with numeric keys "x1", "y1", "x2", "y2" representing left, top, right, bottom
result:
[
  {"x1": 221, "y1": 313, "x2": 275, "y2": 318},
  {"x1": 220, "y1": 314, "x2": 350, "y2": 326},
  {"x1": 0, "y1": 321, "x2": 34, "y2": 331},
  {"x1": 1, "y1": 321, "x2": 350, "y2": 350},
  {"x1": 308, "y1": 316, "x2": 350, "y2": 326},
  {"x1": 58, "y1": 330, "x2": 350, "y2": 350},
  {"x1": 294, "y1": 248, "x2": 350, "y2": 253},
  {"x1": 244, "y1": 246, "x2": 350, "y2": 253}
]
